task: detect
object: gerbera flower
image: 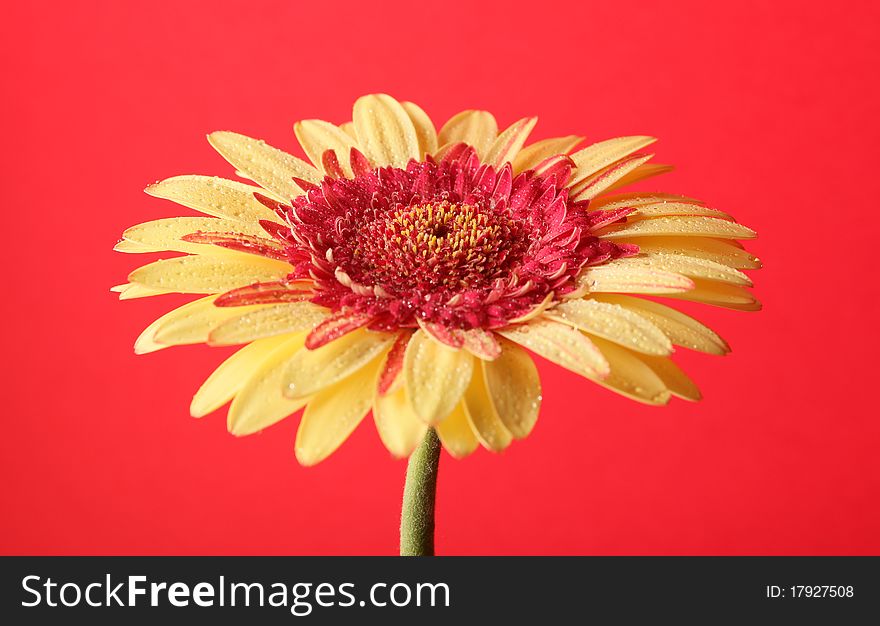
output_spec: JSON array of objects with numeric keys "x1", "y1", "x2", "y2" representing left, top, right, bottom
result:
[
  {"x1": 115, "y1": 93, "x2": 759, "y2": 468},
  {"x1": 116, "y1": 94, "x2": 760, "y2": 554}
]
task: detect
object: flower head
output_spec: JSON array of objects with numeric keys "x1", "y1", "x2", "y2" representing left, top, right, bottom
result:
[
  {"x1": 276, "y1": 147, "x2": 637, "y2": 335},
  {"x1": 115, "y1": 94, "x2": 759, "y2": 465}
]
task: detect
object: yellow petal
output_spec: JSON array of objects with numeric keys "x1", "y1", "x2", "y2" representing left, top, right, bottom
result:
[
  {"x1": 144, "y1": 175, "x2": 282, "y2": 223},
  {"x1": 119, "y1": 217, "x2": 267, "y2": 254},
  {"x1": 591, "y1": 192, "x2": 704, "y2": 209},
  {"x1": 639, "y1": 354, "x2": 701, "y2": 401},
  {"x1": 435, "y1": 404, "x2": 479, "y2": 459},
  {"x1": 293, "y1": 119, "x2": 357, "y2": 176},
  {"x1": 115, "y1": 283, "x2": 171, "y2": 300},
  {"x1": 570, "y1": 154, "x2": 654, "y2": 200},
  {"x1": 598, "y1": 216, "x2": 756, "y2": 240},
  {"x1": 497, "y1": 318, "x2": 610, "y2": 379},
  {"x1": 128, "y1": 253, "x2": 291, "y2": 294},
  {"x1": 602, "y1": 201, "x2": 733, "y2": 221},
  {"x1": 592, "y1": 295, "x2": 729, "y2": 355},
  {"x1": 401, "y1": 101, "x2": 438, "y2": 157},
  {"x1": 617, "y1": 236, "x2": 761, "y2": 269},
  {"x1": 545, "y1": 299, "x2": 672, "y2": 355},
  {"x1": 134, "y1": 295, "x2": 230, "y2": 353},
  {"x1": 583, "y1": 337, "x2": 671, "y2": 405},
  {"x1": 339, "y1": 121, "x2": 356, "y2": 138},
  {"x1": 662, "y1": 279, "x2": 761, "y2": 311},
  {"x1": 512, "y1": 136, "x2": 583, "y2": 173},
  {"x1": 461, "y1": 328, "x2": 502, "y2": 361},
  {"x1": 190, "y1": 335, "x2": 293, "y2": 417},
  {"x1": 151, "y1": 296, "x2": 261, "y2": 347},
  {"x1": 482, "y1": 338, "x2": 541, "y2": 438},
  {"x1": 462, "y1": 364, "x2": 512, "y2": 451},
  {"x1": 295, "y1": 356, "x2": 382, "y2": 465},
  {"x1": 227, "y1": 334, "x2": 309, "y2": 436},
  {"x1": 591, "y1": 194, "x2": 731, "y2": 220},
  {"x1": 403, "y1": 330, "x2": 474, "y2": 424},
  {"x1": 113, "y1": 240, "x2": 155, "y2": 253},
  {"x1": 373, "y1": 386, "x2": 429, "y2": 458},
  {"x1": 577, "y1": 264, "x2": 694, "y2": 295},
  {"x1": 598, "y1": 163, "x2": 673, "y2": 196},
  {"x1": 207, "y1": 302, "x2": 328, "y2": 346},
  {"x1": 284, "y1": 328, "x2": 396, "y2": 398},
  {"x1": 609, "y1": 253, "x2": 753, "y2": 286},
  {"x1": 437, "y1": 110, "x2": 498, "y2": 158},
  {"x1": 206, "y1": 131, "x2": 320, "y2": 201},
  {"x1": 133, "y1": 301, "x2": 193, "y2": 355},
  {"x1": 352, "y1": 94, "x2": 420, "y2": 167},
  {"x1": 484, "y1": 117, "x2": 538, "y2": 167},
  {"x1": 568, "y1": 136, "x2": 656, "y2": 187}
]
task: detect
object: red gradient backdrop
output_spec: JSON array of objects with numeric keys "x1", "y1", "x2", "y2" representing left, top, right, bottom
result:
[{"x1": 2, "y1": 1, "x2": 878, "y2": 555}]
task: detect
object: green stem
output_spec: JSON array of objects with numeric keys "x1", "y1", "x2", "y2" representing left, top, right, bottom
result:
[{"x1": 400, "y1": 428, "x2": 441, "y2": 556}]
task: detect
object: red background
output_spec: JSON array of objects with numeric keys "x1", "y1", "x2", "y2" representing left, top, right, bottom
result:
[{"x1": 2, "y1": 1, "x2": 878, "y2": 555}]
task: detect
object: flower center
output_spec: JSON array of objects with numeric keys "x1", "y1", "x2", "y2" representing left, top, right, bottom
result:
[{"x1": 344, "y1": 200, "x2": 525, "y2": 293}]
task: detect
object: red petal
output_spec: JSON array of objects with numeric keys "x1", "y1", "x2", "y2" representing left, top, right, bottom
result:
[
  {"x1": 534, "y1": 155, "x2": 574, "y2": 185},
  {"x1": 259, "y1": 219, "x2": 294, "y2": 244},
  {"x1": 305, "y1": 311, "x2": 374, "y2": 349},
  {"x1": 377, "y1": 331, "x2": 412, "y2": 395},
  {"x1": 292, "y1": 177, "x2": 318, "y2": 193},
  {"x1": 417, "y1": 319, "x2": 465, "y2": 349},
  {"x1": 181, "y1": 232, "x2": 288, "y2": 260},
  {"x1": 437, "y1": 142, "x2": 472, "y2": 164},
  {"x1": 492, "y1": 163, "x2": 513, "y2": 201},
  {"x1": 253, "y1": 192, "x2": 291, "y2": 220},
  {"x1": 587, "y1": 207, "x2": 635, "y2": 231},
  {"x1": 321, "y1": 149, "x2": 345, "y2": 179},
  {"x1": 350, "y1": 148, "x2": 373, "y2": 177},
  {"x1": 214, "y1": 280, "x2": 312, "y2": 307}
]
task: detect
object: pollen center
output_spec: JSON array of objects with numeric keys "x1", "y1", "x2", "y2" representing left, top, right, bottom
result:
[{"x1": 344, "y1": 200, "x2": 524, "y2": 292}]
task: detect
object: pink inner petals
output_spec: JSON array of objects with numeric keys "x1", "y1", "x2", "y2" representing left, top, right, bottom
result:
[{"x1": 225, "y1": 146, "x2": 636, "y2": 333}]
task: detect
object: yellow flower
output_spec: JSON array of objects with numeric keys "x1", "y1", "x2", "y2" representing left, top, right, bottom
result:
[{"x1": 114, "y1": 93, "x2": 759, "y2": 466}]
